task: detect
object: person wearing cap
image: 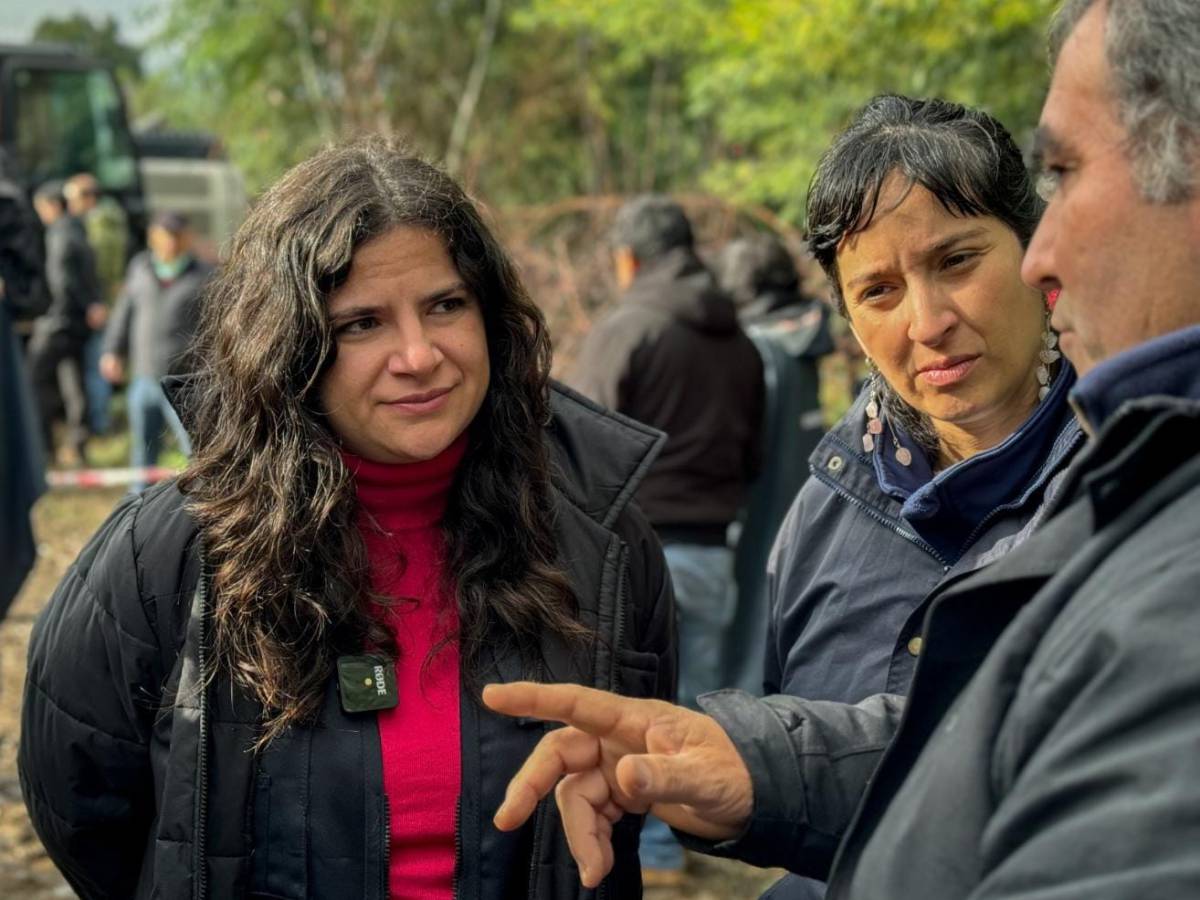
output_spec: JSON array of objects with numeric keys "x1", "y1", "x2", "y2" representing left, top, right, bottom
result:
[{"x1": 101, "y1": 211, "x2": 212, "y2": 489}]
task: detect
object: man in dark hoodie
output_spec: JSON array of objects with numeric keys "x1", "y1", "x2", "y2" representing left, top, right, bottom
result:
[{"x1": 570, "y1": 194, "x2": 763, "y2": 881}]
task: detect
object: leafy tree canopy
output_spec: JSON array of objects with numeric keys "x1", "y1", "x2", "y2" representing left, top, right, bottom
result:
[{"x1": 131, "y1": 0, "x2": 1059, "y2": 222}]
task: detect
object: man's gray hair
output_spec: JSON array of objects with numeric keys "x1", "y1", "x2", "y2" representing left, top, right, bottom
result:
[
  {"x1": 610, "y1": 194, "x2": 694, "y2": 262},
  {"x1": 1051, "y1": 0, "x2": 1200, "y2": 202}
]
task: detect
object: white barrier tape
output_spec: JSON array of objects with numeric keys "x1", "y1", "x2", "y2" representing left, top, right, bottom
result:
[{"x1": 46, "y1": 466, "x2": 179, "y2": 489}]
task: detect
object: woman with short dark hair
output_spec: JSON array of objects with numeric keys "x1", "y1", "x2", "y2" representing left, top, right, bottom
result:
[
  {"x1": 763, "y1": 96, "x2": 1084, "y2": 898},
  {"x1": 19, "y1": 135, "x2": 675, "y2": 899}
]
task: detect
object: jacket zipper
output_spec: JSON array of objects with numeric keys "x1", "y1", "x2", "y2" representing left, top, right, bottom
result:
[
  {"x1": 525, "y1": 796, "x2": 548, "y2": 899},
  {"x1": 381, "y1": 792, "x2": 391, "y2": 900},
  {"x1": 524, "y1": 652, "x2": 549, "y2": 899},
  {"x1": 812, "y1": 470, "x2": 950, "y2": 568},
  {"x1": 452, "y1": 795, "x2": 461, "y2": 900},
  {"x1": 608, "y1": 542, "x2": 630, "y2": 694},
  {"x1": 527, "y1": 537, "x2": 634, "y2": 899},
  {"x1": 595, "y1": 542, "x2": 629, "y2": 899},
  {"x1": 192, "y1": 567, "x2": 211, "y2": 900}
]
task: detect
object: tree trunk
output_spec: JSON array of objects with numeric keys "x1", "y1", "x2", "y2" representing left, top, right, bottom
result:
[{"x1": 445, "y1": 0, "x2": 503, "y2": 175}]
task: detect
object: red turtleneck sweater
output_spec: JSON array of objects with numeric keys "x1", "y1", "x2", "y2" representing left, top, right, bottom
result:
[{"x1": 343, "y1": 435, "x2": 466, "y2": 900}]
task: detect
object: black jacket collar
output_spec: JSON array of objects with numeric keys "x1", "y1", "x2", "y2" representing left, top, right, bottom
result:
[{"x1": 546, "y1": 381, "x2": 665, "y2": 529}]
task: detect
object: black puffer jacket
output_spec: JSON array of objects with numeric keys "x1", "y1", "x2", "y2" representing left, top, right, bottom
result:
[{"x1": 19, "y1": 384, "x2": 677, "y2": 900}]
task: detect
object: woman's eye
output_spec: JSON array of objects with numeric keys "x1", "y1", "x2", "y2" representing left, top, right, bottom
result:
[
  {"x1": 336, "y1": 317, "x2": 378, "y2": 336},
  {"x1": 943, "y1": 251, "x2": 978, "y2": 270},
  {"x1": 431, "y1": 296, "x2": 467, "y2": 314}
]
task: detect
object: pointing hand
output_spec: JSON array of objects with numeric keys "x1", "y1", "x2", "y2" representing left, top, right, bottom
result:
[{"x1": 482, "y1": 682, "x2": 753, "y2": 888}]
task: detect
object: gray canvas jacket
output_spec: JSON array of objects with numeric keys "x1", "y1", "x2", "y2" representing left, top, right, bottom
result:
[{"x1": 684, "y1": 327, "x2": 1200, "y2": 898}]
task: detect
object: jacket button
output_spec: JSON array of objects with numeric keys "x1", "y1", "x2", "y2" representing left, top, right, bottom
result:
[
  {"x1": 907, "y1": 636, "x2": 924, "y2": 657},
  {"x1": 826, "y1": 455, "x2": 844, "y2": 473}
]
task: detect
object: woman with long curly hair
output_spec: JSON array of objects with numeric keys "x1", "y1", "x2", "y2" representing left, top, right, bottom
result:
[{"x1": 19, "y1": 135, "x2": 675, "y2": 899}]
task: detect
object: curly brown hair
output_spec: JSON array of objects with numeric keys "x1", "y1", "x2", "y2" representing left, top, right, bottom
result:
[{"x1": 178, "y1": 135, "x2": 582, "y2": 745}]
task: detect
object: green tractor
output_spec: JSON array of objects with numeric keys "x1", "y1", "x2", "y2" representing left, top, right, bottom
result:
[{"x1": 0, "y1": 41, "x2": 146, "y2": 240}]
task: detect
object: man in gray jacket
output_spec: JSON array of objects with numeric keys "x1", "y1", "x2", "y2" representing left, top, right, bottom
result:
[
  {"x1": 101, "y1": 212, "x2": 211, "y2": 489},
  {"x1": 484, "y1": 1, "x2": 1200, "y2": 896}
]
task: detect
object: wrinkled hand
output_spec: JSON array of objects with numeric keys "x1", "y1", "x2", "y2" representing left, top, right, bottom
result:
[
  {"x1": 99, "y1": 352, "x2": 124, "y2": 384},
  {"x1": 482, "y1": 682, "x2": 752, "y2": 888}
]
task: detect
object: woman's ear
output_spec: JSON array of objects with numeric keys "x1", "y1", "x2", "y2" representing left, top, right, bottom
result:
[{"x1": 846, "y1": 321, "x2": 868, "y2": 357}]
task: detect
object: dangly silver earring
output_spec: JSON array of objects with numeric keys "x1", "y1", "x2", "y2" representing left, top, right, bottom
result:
[
  {"x1": 863, "y1": 389, "x2": 883, "y2": 453},
  {"x1": 1037, "y1": 310, "x2": 1061, "y2": 401},
  {"x1": 863, "y1": 374, "x2": 912, "y2": 466}
]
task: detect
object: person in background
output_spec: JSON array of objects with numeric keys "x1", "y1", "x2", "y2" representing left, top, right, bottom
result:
[
  {"x1": 29, "y1": 180, "x2": 99, "y2": 467},
  {"x1": 570, "y1": 194, "x2": 763, "y2": 884},
  {"x1": 0, "y1": 157, "x2": 48, "y2": 619},
  {"x1": 483, "y1": 1, "x2": 1200, "y2": 896},
  {"x1": 65, "y1": 172, "x2": 128, "y2": 436},
  {"x1": 714, "y1": 234, "x2": 833, "y2": 696},
  {"x1": 19, "y1": 135, "x2": 675, "y2": 899},
  {"x1": 101, "y1": 211, "x2": 210, "y2": 489}
]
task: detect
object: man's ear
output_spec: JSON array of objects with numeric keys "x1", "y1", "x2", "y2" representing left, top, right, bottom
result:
[{"x1": 614, "y1": 246, "x2": 639, "y2": 290}]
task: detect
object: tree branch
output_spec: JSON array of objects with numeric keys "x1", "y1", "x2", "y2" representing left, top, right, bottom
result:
[{"x1": 445, "y1": 0, "x2": 503, "y2": 175}]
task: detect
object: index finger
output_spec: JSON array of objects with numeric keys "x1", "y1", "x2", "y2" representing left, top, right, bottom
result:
[{"x1": 483, "y1": 682, "x2": 653, "y2": 741}]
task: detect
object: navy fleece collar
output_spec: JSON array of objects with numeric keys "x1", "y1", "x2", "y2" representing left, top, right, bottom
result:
[
  {"x1": 873, "y1": 366, "x2": 1081, "y2": 562},
  {"x1": 1070, "y1": 324, "x2": 1200, "y2": 434}
]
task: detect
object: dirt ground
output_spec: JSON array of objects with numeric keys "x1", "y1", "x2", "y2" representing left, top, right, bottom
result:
[{"x1": 0, "y1": 488, "x2": 783, "y2": 899}]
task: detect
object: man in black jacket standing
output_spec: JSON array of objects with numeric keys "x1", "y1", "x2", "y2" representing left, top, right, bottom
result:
[
  {"x1": 569, "y1": 195, "x2": 763, "y2": 880},
  {"x1": 487, "y1": 1, "x2": 1200, "y2": 896},
  {"x1": 30, "y1": 180, "x2": 100, "y2": 466}
]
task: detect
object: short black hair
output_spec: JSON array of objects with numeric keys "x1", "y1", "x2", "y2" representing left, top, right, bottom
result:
[
  {"x1": 716, "y1": 234, "x2": 800, "y2": 309},
  {"x1": 33, "y1": 180, "x2": 66, "y2": 207},
  {"x1": 611, "y1": 194, "x2": 694, "y2": 261},
  {"x1": 806, "y1": 95, "x2": 1042, "y2": 312}
]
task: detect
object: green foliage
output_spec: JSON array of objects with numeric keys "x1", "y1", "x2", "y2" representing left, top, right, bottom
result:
[
  {"x1": 136, "y1": 0, "x2": 1060, "y2": 218},
  {"x1": 32, "y1": 13, "x2": 143, "y2": 87},
  {"x1": 692, "y1": 0, "x2": 1060, "y2": 221},
  {"x1": 140, "y1": 0, "x2": 509, "y2": 192}
]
